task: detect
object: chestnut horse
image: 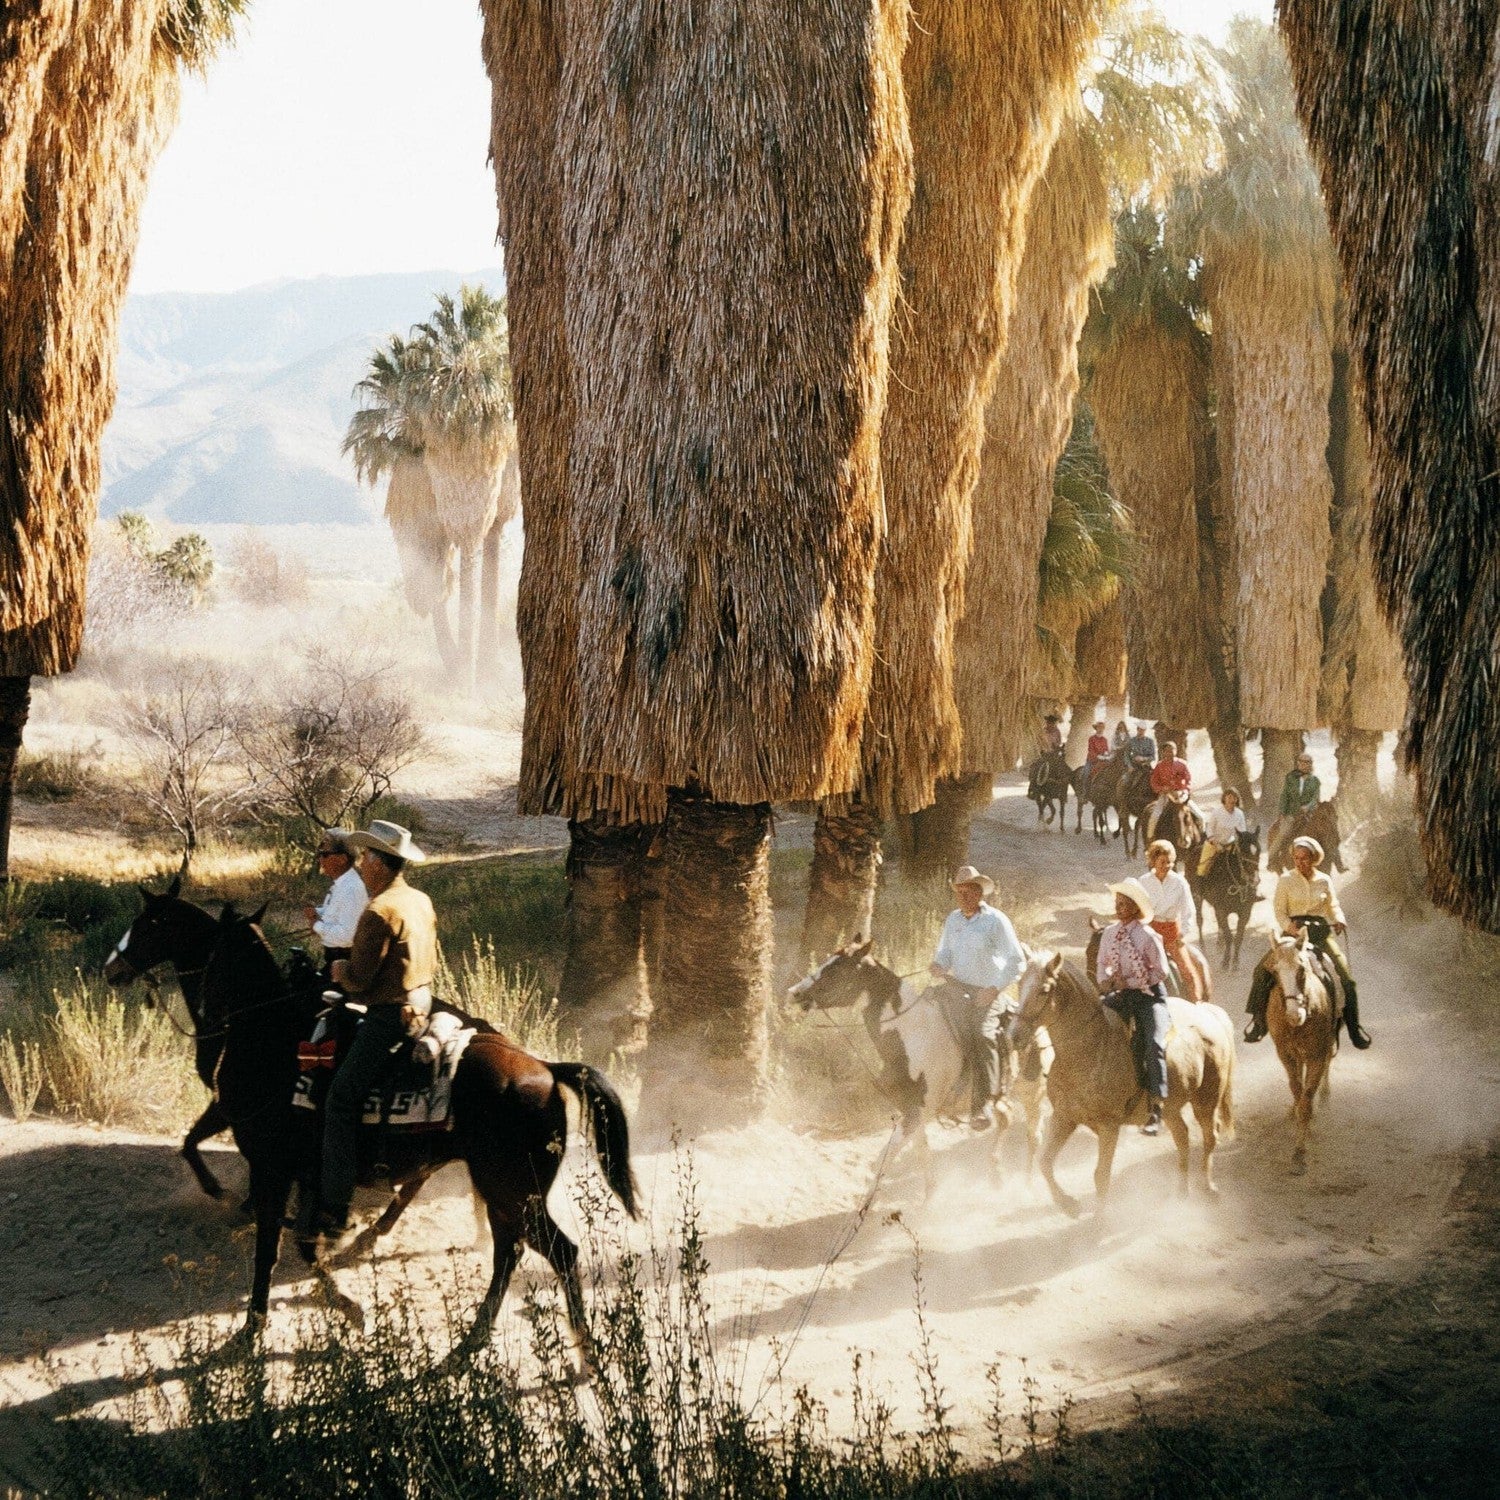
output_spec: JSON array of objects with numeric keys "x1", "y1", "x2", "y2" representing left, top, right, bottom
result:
[
  {"x1": 107, "y1": 897, "x2": 637, "y2": 1351},
  {"x1": 1007, "y1": 950, "x2": 1235, "y2": 1214}
]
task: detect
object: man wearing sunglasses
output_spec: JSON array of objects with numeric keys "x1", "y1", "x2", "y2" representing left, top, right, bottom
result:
[{"x1": 303, "y1": 828, "x2": 368, "y2": 975}]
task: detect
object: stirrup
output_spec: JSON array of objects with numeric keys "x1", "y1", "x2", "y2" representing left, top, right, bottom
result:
[{"x1": 1243, "y1": 1017, "x2": 1266, "y2": 1043}]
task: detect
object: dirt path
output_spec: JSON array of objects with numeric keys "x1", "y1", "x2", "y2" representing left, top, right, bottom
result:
[{"x1": 2, "y1": 743, "x2": 1497, "y2": 1451}]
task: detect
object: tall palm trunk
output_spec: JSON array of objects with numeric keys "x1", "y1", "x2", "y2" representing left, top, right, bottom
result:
[
  {"x1": 801, "y1": 804, "x2": 882, "y2": 968},
  {"x1": 894, "y1": 772, "x2": 990, "y2": 887},
  {"x1": 645, "y1": 792, "x2": 772, "y2": 1125},
  {"x1": 1260, "y1": 728, "x2": 1302, "y2": 820},
  {"x1": 560, "y1": 816, "x2": 655, "y2": 1062},
  {"x1": 1334, "y1": 728, "x2": 1381, "y2": 820},
  {"x1": 429, "y1": 595, "x2": 461, "y2": 678},
  {"x1": 455, "y1": 543, "x2": 480, "y2": 694},
  {"x1": 478, "y1": 518, "x2": 502, "y2": 689},
  {"x1": 1208, "y1": 722, "x2": 1252, "y2": 801},
  {"x1": 0, "y1": 675, "x2": 31, "y2": 882},
  {"x1": 1063, "y1": 701, "x2": 1097, "y2": 768}
]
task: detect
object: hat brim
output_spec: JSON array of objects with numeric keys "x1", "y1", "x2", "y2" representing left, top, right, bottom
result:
[
  {"x1": 348, "y1": 830, "x2": 427, "y2": 864},
  {"x1": 1107, "y1": 880, "x2": 1155, "y2": 924},
  {"x1": 951, "y1": 876, "x2": 995, "y2": 896}
]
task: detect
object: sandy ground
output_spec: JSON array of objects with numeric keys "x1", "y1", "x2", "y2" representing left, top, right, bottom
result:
[{"x1": 2, "y1": 730, "x2": 1498, "y2": 1453}]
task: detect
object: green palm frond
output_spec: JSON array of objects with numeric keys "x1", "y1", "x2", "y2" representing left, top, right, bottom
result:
[
  {"x1": 1039, "y1": 407, "x2": 1135, "y2": 620},
  {"x1": 343, "y1": 334, "x2": 429, "y2": 484},
  {"x1": 410, "y1": 285, "x2": 513, "y2": 439},
  {"x1": 155, "y1": 0, "x2": 250, "y2": 71},
  {"x1": 1081, "y1": 201, "x2": 1202, "y2": 368}
]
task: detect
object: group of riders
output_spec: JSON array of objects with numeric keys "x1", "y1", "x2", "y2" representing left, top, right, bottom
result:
[{"x1": 934, "y1": 725, "x2": 1370, "y2": 1139}]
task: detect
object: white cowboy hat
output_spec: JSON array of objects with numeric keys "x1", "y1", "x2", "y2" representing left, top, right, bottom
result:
[
  {"x1": 1108, "y1": 876, "x2": 1156, "y2": 924},
  {"x1": 1291, "y1": 835, "x2": 1324, "y2": 865},
  {"x1": 950, "y1": 865, "x2": 995, "y2": 896},
  {"x1": 348, "y1": 819, "x2": 427, "y2": 864}
]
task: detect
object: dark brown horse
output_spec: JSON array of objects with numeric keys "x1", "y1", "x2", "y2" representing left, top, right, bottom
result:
[
  {"x1": 1267, "y1": 800, "x2": 1343, "y2": 873},
  {"x1": 1189, "y1": 826, "x2": 1262, "y2": 969},
  {"x1": 107, "y1": 898, "x2": 638, "y2": 1353}
]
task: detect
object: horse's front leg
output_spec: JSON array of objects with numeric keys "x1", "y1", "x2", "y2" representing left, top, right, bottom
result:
[
  {"x1": 328, "y1": 1169, "x2": 434, "y2": 1267},
  {"x1": 182, "y1": 1100, "x2": 230, "y2": 1199},
  {"x1": 1092, "y1": 1124, "x2": 1122, "y2": 1206},
  {"x1": 246, "y1": 1164, "x2": 292, "y2": 1333},
  {"x1": 1039, "y1": 1113, "x2": 1082, "y2": 1218}
]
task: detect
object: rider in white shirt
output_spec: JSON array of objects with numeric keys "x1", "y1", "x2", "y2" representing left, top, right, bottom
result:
[
  {"x1": 303, "y1": 828, "x2": 369, "y2": 973},
  {"x1": 1141, "y1": 841, "x2": 1206, "y2": 1002},
  {"x1": 1198, "y1": 788, "x2": 1248, "y2": 878}
]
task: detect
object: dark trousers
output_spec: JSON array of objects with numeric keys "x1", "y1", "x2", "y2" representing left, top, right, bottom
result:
[
  {"x1": 937, "y1": 981, "x2": 1005, "y2": 1112},
  {"x1": 1105, "y1": 986, "x2": 1169, "y2": 1100},
  {"x1": 321, "y1": 1004, "x2": 405, "y2": 1215},
  {"x1": 1246, "y1": 939, "x2": 1357, "y2": 1022}
]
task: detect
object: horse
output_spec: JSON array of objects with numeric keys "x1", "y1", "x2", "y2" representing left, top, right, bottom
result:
[
  {"x1": 1263, "y1": 923, "x2": 1340, "y2": 1176},
  {"x1": 1006, "y1": 950, "x2": 1235, "y2": 1214},
  {"x1": 1026, "y1": 750, "x2": 1072, "y2": 828},
  {"x1": 106, "y1": 898, "x2": 638, "y2": 1351},
  {"x1": 1190, "y1": 826, "x2": 1262, "y2": 970},
  {"x1": 1085, "y1": 756, "x2": 1125, "y2": 844},
  {"x1": 789, "y1": 941, "x2": 1049, "y2": 1195},
  {"x1": 102, "y1": 876, "x2": 237, "y2": 1201},
  {"x1": 1267, "y1": 800, "x2": 1343, "y2": 873},
  {"x1": 1067, "y1": 761, "x2": 1100, "y2": 834}
]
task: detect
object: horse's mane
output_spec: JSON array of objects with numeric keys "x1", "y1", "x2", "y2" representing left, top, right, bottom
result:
[{"x1": 203, "y1": 908, "x2": 289, "y2": 1015}]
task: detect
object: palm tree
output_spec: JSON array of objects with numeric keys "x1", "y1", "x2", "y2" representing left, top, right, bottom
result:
[
  {"x1": 0, "y1": 1, "x2": 246, "y2": 879},
  {"x1": 1278, "y1": 1, "x2": 1500, "y2": 928},
  {"x1": 1197, "y1": 18, "x2": 1337, "y2": 815}
]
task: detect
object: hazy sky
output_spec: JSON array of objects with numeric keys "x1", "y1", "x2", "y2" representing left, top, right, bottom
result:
[{"x1": 130, "y1": 0, "x2": 1276, "y2": 297}]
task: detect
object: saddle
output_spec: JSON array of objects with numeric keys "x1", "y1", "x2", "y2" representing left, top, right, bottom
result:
[{"x1": 292, "y1": 999, "x2": 477, "y2": 1133}]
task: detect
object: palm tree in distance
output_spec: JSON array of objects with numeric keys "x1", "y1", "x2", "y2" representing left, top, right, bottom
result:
[{"x1": 344, "y1": 287, "x2": 517, "y2": 694}]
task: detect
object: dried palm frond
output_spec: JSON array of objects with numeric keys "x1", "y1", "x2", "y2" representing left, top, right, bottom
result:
[
  {"x1": 857, "y1": 1, "x2": 1105, "y2": 815},
  {"x1": 1279, "y1": 0, "x2": 1500, "y2": 927},
  {"x1": 955, "y1": 113, "x2": 1115, "y2": 771}
]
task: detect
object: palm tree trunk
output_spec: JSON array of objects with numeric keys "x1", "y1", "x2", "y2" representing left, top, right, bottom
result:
[
  {"x1": 478, "y1": 518, "x2": 503, "y2": 689},
  {"x1": 430, "y1": 594, "x2": 462, "y2": 677},
  {"x1": 1259, "y1": 728, "x2": 1302, "y2": 819},
  {"x1": 895, "y1": 772, "x2": 991, "y2": 887},
  {"x1": 1208, "y1": 722, "x2": 1252, "y2": 802},
  {"x1": 560, "y1": 816, "x2": 654, "y2": 1062},
  {"x1": 456, "y1": 543, "x2": 480, "y2": 694},
  {"x1": 0, "y1": 676, "x2": 31, "y2": 883},
  {"x1": 1063, "y1": 700, "x2": 1097, "y2": 768},
  {"x1": 644, "y1": 791, "x2": 772, "y2": 1126},
  {"x1": 801, "y1": 804, "x2": 882, "y2": 969},
  {"x1": 1335, "y1": 728, "x2": 1382, "y2": 821}
]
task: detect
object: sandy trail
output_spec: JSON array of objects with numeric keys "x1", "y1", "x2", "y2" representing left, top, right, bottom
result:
[{"x1": 2, "y1": 739, "x2": 1498, "y2": 1449}]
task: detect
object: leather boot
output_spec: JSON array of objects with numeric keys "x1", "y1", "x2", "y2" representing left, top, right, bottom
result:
[
  {"x1": 1342, "y1": 982, "x2": 1371, "y2": 1049},
  {"x1": 1141, "y1": 1101, "x2": 1163, "y2": 1136},
  {"x1": 1243, "y1": 966, "x2": 1272, "y2": 1042}
]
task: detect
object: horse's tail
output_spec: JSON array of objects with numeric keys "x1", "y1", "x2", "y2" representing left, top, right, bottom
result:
[
  {"x1": 1216, "y1": 1066, "x2": 1236, "y2": 1141},
  {"x1": 550, "y1": 1061, "x2": 640, "y2": 1219}
]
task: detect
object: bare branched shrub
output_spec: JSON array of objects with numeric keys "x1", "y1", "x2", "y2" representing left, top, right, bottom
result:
[
  {"x1": 83, "y1": 530, "x2": 193, "y2": 665},
  {"x1": 117, "y1": 663, "x2": 253, "y2": 870},
  {"x1": 237, "y1": 648, "x2": 429, "y2": 830},
  {"x1": 226, "y1": 530, "x2": 311, "y2": 607}
]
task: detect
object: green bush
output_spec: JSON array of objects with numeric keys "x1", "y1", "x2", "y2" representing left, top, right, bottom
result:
[{"x1": 419, "y1": 856, "x2": 567, "y2": 996}]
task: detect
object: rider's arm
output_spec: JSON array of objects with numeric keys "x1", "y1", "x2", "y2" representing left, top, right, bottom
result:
[
  {"x1": 931, "y1": 914, "x2": 954, "y2": 976},
  {"x1": 1323, "y1": 877, "x2": 1346, "y2": 929},
  {"x1": 340, "y1": 907, "x2": 393, "y2": 995},
  {"x1": 1279, "y1": 776, "x2": 1298, "y2": 817},
  {"x1": 989, "y1": 910, "x2": 1025, "y2": 990}
]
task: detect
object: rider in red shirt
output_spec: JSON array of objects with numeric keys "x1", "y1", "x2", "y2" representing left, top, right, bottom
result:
[
  {"x1": 1145, "y1": 740, "x2": 1194, "y2": 843},
  {"x1": 1086, "y1": 720, "x2": 1110, "y2": 766}
]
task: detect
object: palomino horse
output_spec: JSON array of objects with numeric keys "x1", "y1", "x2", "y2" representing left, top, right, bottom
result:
[
  {"x1": 1190, "y1": 827, "x2": 1262, "y2": 970},
  {"x1": 1007, "y1": 950, "x2": 1236, "y2": 1214},
  {"x1": 107, "y1": 898, "x2": 638, "y2": 1350},
  {"x1": 789, "y1": 941, "x2": 1049, "y2": 1194},
  {"x1": 1263, "y1": 925, "x2": 1339, "y2": 1176}
]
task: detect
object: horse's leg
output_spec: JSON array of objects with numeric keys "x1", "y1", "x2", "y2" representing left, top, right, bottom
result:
[
  {"x1": 456, "y1": 1207, "x2": 523, "y2": 1357},
  {"x1": 182, "y1": 1100, "x2": 230, "y2": 1199},
  {"x1": 1039, "y1": 1113, "x2": 1082, "y2": 1218},
  {"x1": 524, "y1": 1198, "x2": 593, "y2": 1378},
  {"x1": 1191, "y1": 1089, "x2": 1221, "y2": 1199},
  {"x1": 328, "y1": 1168, "x2": 435, "y2": 1266},
  {"x1": 1164, "y1": 1106, "x2": 1192, "y2": 1194},
  {"x1": 246, "y1": 1163, "x2": 292, "y2": 1334},
  {"x1": 1092, "y1": 1124, "x2": 1121, "y2": 1206}
]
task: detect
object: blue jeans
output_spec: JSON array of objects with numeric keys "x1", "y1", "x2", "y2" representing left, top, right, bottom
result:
[
  {"x1": 1105, "y1": 986, "x2": 1169, "y2": 1101},
  {"x1": 321, "y1": 1004, "x2": 405, "y2": 1216}
]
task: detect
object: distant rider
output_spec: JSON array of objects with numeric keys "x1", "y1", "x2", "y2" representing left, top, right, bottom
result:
[
  {"x1": 1243, "y1": 835, "x2": 1370, "y2": 1049},
  {"x1": 1085, "y1": 719, "x2": 1110, "y2": 785},
  {"x1": 1141, "y1": 840, "x2": 1207, "y2": 1003},
  {"x1": 1144, "y1": 739, "x2": 1194, "y2": 842},
  {"x1": 1096, "y1": 877, "x2": 1171, "y2": 1136},
  {"x1": 1278, "y1": 751, "x2": 1321, "y2": 818},
  {"x1": 1197, "y1": 788, "x2": 1247, "y2": 879},
  {"x1": 1040, "y1": 713, "x2": 1064, "y2": 755},
  {"x1": 930, "y1": 866, "x2": 1026, "y2": 1131},
  {"x1": 315, "y1": 820, "x2": 437, "y2": 1248}
]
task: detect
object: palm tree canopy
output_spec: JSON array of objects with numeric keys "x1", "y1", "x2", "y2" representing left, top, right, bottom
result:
[
  {"x1": 411, "y1": 284, "x2": 513, "y2": 441},
  {"x1": 1082, "y1": 201, "x2": 1202, "y2": 366},
  {"x1": 342, "y1": 333, "x2": 431, "y2": 484},
  {"x1": 155, "y1": 0, "x2": 250, "y2": 70}
]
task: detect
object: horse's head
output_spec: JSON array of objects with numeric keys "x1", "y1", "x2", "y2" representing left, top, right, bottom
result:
[
  {"x1": 1238, "y1": 824, "x2": 1262, "y2": 861},
  {"x1": 1007, "y1": 948, "x2": 1064, "y2": 1048},
  {"x1": 787, "y1": 939, "x2": 881, "y2": 1012},
  {"x1": 1267, "y1": 929, "x2": 1314, "y2": 1027},
  {"x1": 200, "y1": 901, "x2": 282, "y2": 1033},
  {"x1": 103, "y1": 874, "x2": 198, "y2": 989}
]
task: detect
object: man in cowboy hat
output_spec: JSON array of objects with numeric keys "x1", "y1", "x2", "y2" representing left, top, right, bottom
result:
[
  {"x1": 929, "y1": 866, "x2": 1026, "y2": 1130},
  {"x1": 1085, "y1": 718, "x2": 1111, "y2": 775},
  {"x1": 1096, "y1": 876, "x2": 1172, "y2": 1135},
  {"x1": 315, "y1": 820, "x2": 437, "y2": 1244},
  {"x1": 303, "y1": 828, "x2": 367, "y2": 977},
  {"x1": 1243, "y1": 835, "x2": 1370, "y2": 1048}
]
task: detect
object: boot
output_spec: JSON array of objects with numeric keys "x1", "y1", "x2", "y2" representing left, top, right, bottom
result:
[
  {"x1": 1342, "y1": 981, "x2": 1371, "y2": 1049},
  {"x1": 1141, "y1": 1101, "x2": 1163, "y2": 1136},
  {"x1": 1243, "y1": 967, "x2": 1272, "y2": 1042}
]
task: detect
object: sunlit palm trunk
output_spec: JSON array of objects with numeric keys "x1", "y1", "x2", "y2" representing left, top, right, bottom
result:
[
  {"x1": 429, "y1": 595, "x2": 461, "y2": 678},
  {"x1": 894, "y1": 772, "x2": 990, "y2": 887},
  {"x1": 1063, "y1": 702, "x2": 1096, "y2": 768},
  {"x1": 1259, "y1": 729, "x2": 1301, "y2": 820},
  {"x1": 0, "y1": 676, "x2": 31, "y2": 882},
  {"x1": 455, "y1": 544, "x2": 480, "y2": 695},
  {"x1": 1208, "y1": 722, "x2": 1253, "y2": 801},
  {"x1": 478, "y1": 519, "x2": 503, "y2": 689},
  {"x1": 801, "y1": 804, "x2": 882, "y2": 969},
  {"x1": 1334, "y1": 728, "x2": 1381, "y2": 820},
  {"x1": 645, "y1": 793, "x2": 772, "y2": 1126},
  {"x1": 560, "y1": 816, "x2": 654, "y2": 1063}
]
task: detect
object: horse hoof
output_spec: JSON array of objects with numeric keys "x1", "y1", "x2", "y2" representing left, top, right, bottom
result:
[{"x1": 1055, "y1": 1194, "x2": 1082, "y2": 1220}]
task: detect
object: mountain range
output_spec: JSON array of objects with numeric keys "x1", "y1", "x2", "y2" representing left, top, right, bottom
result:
[{"x1": 102, "y1": 268, "x2": 506, "y2": 527}]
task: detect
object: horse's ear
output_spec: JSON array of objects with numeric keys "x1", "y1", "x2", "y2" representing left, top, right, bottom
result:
[
  {"x1": 166, "y1": 873, "x2": 182, "y2": 900},
  {"x1": 1045, "y1": 951, "x2": 1064, "y2": 976},
  {"x1": 138, "y1": 883, "x2": 154, "y2": 907},
  {"x1": 851, "y1": 937, "x2": 873, "y2": 960},
  {"x1": 248, "y1": 902, "x2": 269, "y2": 928},
  {"x1": 219, "y1": 902, "x2": 237, "y2": 924},
  {"x1": 1088, "y1": 914, "x2": 1104, "y2": 932}
]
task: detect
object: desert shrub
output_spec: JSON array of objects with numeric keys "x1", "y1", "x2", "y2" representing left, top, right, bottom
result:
[
  {"x1": 0, "y1": 1034, "x2": 44, "y2": 1120},
  {"x1": 13, "y1": 744, "x2": 107, "y2": 802},
  {"x1": 83, "y1": 530, "x2": 195, "y2": 664},
  {"x1": 237, "y1": 648, "x2": 428, "y2": 830},
  {"x1": 438, "y1": 938, "x2": 564, "y2": 1056},
  {"x1": 226, "y1": 530, "x2": 311, "y2": 607}
]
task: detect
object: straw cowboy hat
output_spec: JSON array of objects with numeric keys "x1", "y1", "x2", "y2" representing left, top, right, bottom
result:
[
  {"x1": 348, "y1": 819, "x2": 427, "y2": 864},
  {"x1": 950, "y1": 865, "x2": 995, "y2": 896},
  {"x1": 1092, "y1": 719, "x2": 1105, "y2": 730},
  {"x1": 1291, "y1": 836, "x2": 1325, "y2": 865},
  {"x1": 1108, "y1": 876, "x2": 1156, "y2": 924}
]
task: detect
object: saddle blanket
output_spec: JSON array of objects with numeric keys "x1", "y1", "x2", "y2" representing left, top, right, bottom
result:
[{"x1": 292, "y1": 1009, "x2": 476, "y2": 1130}]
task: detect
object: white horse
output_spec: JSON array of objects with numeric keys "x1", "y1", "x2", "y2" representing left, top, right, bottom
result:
[{"x1": 789, "y1": 940, "x2": 1049, "y2": 1196}]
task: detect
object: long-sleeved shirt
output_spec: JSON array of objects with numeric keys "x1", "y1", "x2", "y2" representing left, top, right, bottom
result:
[
  {"x1": 1204, "y1": 804, "x2": 1248, "y2": 845},
  {"x1": 1086, "y1": 734, "x2": 1110, "y2": 764},
  {"x1": 1150, "y1": 757, "x2": 1192, "y2": 794},
  {"x1": 1273, "y1": 869, "x2": 1345, "y2": 933},
  {"x1": 314, "y1": 866, "x2": 368, "y2": 949},
  {"x1": 342, "y1": 876, "x2": 437, "y2": 1007},
  {"x1": 1125, "y1": 733, "x2": 1157, "y2": 764},
  {"x1": 1096, "y1": 919, "x2": 1170, "y2": 992},
  {"x1": 1279, "y1": 771, "x2": 1321, "y2": 816},
  {"x1": 933, "y1": 903, "x2": 1025, "y2": 992},
  {"x1": 1141, "y1": 868, "x2": 1194, "y2": 927}
]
